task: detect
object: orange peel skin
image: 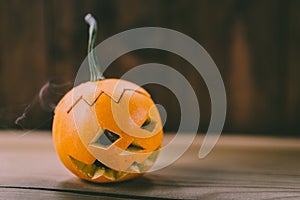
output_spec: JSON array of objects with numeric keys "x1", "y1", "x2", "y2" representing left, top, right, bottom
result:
[{"x1": 53, "y1": 79, "x2": 163, "y2": 183}]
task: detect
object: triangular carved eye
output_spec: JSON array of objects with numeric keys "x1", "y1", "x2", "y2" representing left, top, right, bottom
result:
[
  {"x1": 126, "y1": 141, "x2": 145, "y2": 152},
  {"x1": 141, "y1": 117, "x2": 157, "y2": 132},
  {"x1": 92, "y1": 130, "x2": 120, "y2": 148}
]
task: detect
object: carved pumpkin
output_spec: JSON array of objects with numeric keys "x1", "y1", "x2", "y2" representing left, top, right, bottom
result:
[{"x1": 52, "y1": 14, "x2": 163, "y2": 183}]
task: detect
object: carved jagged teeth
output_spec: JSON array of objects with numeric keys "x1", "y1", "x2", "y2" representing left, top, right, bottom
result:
[
  {"x1": 70, "y1": 156, "x2": 86, "y2": 170},
  {"x1": 129, "y1": 163, "x2": 140, "y2": 173},
  {"x1": 93, "y1": 168, "x2": 105, "y2": 179},
  {"x1": 70, "y1": 157, "x2": 123, "y2": 180},
  {"x1": 104, "y1": 168, "x2": 116, "y2": 180},
  {"x1": 114, "y1": 171, "x2": 126, "y2": 180},
  {"x1": 82, "y1": 164, "x2": 98, "y2": 178},
  {"x1": 69, "y1": 149, "x2": 160, "y2": 180},
  {"x1": 69, "y1": 156, "x2": 104, "y2": 179}
]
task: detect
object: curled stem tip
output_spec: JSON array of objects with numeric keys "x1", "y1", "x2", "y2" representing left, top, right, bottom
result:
[{"x1": 85, "y1": 13, "x2": 104, "y2": 81}]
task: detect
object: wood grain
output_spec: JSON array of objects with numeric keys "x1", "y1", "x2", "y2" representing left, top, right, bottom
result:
[
  {"x1": 0, "y1": 1, "x2": 300, "y2": 134},
  {"x1": 0, "y1": 0, "x2": 47, "y2": 128},
  {"x1": 0, "y1": 131, "x2": 299, "y2": 199}
]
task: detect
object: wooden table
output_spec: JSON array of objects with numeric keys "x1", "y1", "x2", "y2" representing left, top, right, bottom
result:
[{"x1": 1, "y1": 131, "x2": 300, "y2": 199}]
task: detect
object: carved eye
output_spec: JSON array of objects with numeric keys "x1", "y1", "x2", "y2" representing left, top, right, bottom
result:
[
  {"x1": 91, "y1": 129, "x2": 120, "y2": 148},
  {"x1": 126, "y1": 141, "x2": 145, "y2": 152},
  {"x1": 141, "y1": 117, "x2": 157, "y2": 132}
]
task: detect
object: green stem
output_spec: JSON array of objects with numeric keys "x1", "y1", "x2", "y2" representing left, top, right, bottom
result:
[{"x1": 84, "y1": 13, "x2": 104, "y2": 81}]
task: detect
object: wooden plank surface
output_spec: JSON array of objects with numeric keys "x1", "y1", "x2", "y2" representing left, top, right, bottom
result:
[{"x1": 0, "y1": 131, "x2": 300, "y2": 199}]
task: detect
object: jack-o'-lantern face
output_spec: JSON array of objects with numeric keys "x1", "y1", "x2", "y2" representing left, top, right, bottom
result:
[{"x1": 53, "y1": 79, "x2": 163, "y2": 183}]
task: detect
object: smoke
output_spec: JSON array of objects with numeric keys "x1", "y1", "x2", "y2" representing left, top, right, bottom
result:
[{"x1": 15, "y1": 78, "x2": 72, "y2": 129}]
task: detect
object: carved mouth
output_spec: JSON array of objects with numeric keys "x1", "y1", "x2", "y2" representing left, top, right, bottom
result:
[
  {"x1": 69, "y1": 156, "x2": 126, "y2": 180},
  {"x1": 69, "y1": 149, "x2": 159, "y2": 181}
]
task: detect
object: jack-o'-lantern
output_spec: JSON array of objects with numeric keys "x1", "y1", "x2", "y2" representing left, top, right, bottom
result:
[{"x1": 52, "y1": 14, "x2": 163, "y2": 183}]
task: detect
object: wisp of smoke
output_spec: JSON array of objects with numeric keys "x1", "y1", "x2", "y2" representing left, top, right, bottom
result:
[{"x1": 15, "y1": 78, "x2": 72, "y2": 129}]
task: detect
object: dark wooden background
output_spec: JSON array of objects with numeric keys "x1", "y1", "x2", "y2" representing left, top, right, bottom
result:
[{"x1": 0, "y1": 0, "x2": 299, "y2": 135}]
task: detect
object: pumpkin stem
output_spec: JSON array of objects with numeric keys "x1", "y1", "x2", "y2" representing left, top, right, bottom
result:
[{"x1": 85, "y1": 13, "x2": 104, "y2": 81}]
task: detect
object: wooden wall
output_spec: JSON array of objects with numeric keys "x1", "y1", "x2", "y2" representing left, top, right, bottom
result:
[{"x1": 0, "y1": 0, "x2": 299, "y2": 135}]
